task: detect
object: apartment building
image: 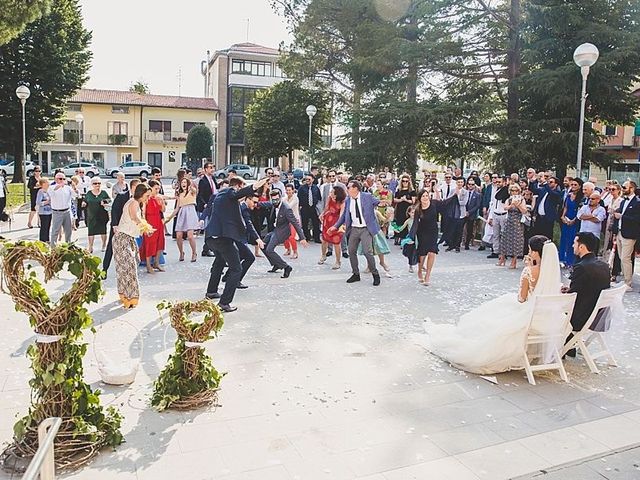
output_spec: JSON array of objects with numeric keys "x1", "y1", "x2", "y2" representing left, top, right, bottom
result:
[{"x1": 37, "y1": 89, "x2": 218, "y2": 177}]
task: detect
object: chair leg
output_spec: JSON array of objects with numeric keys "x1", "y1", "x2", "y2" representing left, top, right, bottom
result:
[
  {"x1": 555, "y1": 347, "x2": 569, "y2": 383},
  {"x1": 595, "y1": 334, "x2": 618, "y2": 367},
  {"x1": 578, "y1": 338, "x2": 600, "y2": 374},
  {"x1": 523, "y1": 352, "x2": 536, "y2": 385}
]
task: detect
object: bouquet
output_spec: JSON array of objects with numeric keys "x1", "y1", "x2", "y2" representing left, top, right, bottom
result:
[{"x1": 138, "y1": 220, "x2": 155, "y2": 236}]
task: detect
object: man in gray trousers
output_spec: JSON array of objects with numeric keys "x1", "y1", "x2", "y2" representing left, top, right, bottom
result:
[
  {"x1": 329, "y1": 180, "x2": 381, "y2": 286},
  {"x1": 49, "y1": 173, "x2": 74, "y2": 246}
]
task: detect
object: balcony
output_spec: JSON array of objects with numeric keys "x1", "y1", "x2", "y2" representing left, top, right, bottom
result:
[
  {"x1": 53, "y1": 131, "x2": 138, "y2": 146},
  {"x1": 144, "y1": 130, "x2": 188, "y2": 143}
]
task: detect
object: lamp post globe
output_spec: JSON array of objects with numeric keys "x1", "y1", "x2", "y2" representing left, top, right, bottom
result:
[
  {"x1": 573, "y1": 43, "x2": 599, "y2": 68},
  {"x1": 305, "y1": 105, "x2": 317, "y2": 119},
  {"x1": 15, "y1": 85, "x2": 31, "y2": 101},
  {"x1": 15, "y1": 85, "x2": 31, "y2": 202}
]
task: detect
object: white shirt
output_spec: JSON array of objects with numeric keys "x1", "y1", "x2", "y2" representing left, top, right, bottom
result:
[
  {"x1": 619, "y1": 194, "x2": 636, "y2": 232},
  {"x1": 349, "y1": 194, "x2": 366, "y2": 227},
  {"x1": 440, "y1": 182, "x2": 455, "y2": 199},
  {"x1": 49, "y1": 184, "x2": 73, "y2": 210},
  {"x1": 578, "y1": 204, "x2": 606, "y2": 235},
  {"x1": 491, "y1": 188, "x2": 507, "y2": 215},
  {"x1": 77, "y1": 175, "x2": 91, "y2": 195},
  {"x1": 0, "y1": 177, "x2": 5, "y2": 198},
  {"x1": 537, "y1": 191, "x2": 549, "y2": 216}
]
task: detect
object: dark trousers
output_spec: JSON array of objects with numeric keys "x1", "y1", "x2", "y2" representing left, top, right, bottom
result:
[
  {"x1": 221, "y1": 241, "x2": 255, "y2": 284},
  {"x1": 102, "y1": 226, "x2": 116, "y2": 273},
  {"x1": 38, "y1": 214, "x2": 52, "y2": 242},
  {"x1": 76, "y1": 196, "x2": 86, "y2": 227},
  {"x1": 301, "y1": 206, "x2": 321, "y2": 242},
  {"x1": 206, "y1": 237, "x2": 241, "y2": 305},
  {"x1": 262, "y1": 232, "x2": 288, "y2": 270},
  {"x1": 463, "y1": 216, "x2": 476, "y2": 248},
  {"x1": 533, "y1": 217, "x2": 554, "y2": 241},
  {"x1": 439, "y1": 215, "x2": 451, "y2": 244},
  {"x1": 449, "y1": 218, "x2": 465, "y2": 249}
]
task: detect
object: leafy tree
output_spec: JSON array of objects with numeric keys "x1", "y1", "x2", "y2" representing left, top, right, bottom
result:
[
  {"x1": 0, "y1": 0, "x2": 91, "y2": 183},
  {"x1": 245, "y1": 81, "x2": 330, "y2": 165},
  {"x1": 185, "y1": 125, "x2": 213, "y2": 172},
  {"x1": 0, "y1": 0, "x2": 51, "y2": 45},
  {"x1": 129, "y1": 80, "x2": 150, "y2": 94}
]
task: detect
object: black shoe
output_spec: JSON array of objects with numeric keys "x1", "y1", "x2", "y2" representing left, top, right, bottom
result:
[
  {"x1": 281, "y1": 266, "x2": 293, "y2": 278},
  {"x1": 326, "y1": 250, "x2": 332, "y2": 257},
  {"x1": 236, "y1": 282, "x2": 248, "y2": 289},
  {"x1": 464, "y1": 245, "x2": 470, "y2": 250},
  {"x1": 201, "y1": 251, "x2": 215, "y2": 257},
  {"x1": 218, "y1": 303, "x2": 237, "y2": 313},
  {"x1": 267, "y1": 266, "x2": 280, "y2": 273},
  {"x1": 478, "y1": 245, "x2": 486, "y2": 251},
  {"x1": 564, "y1": 348, "x2": 576, "y2": 358},
  {"x1": 372, "y1": 274, "x2": 381, "y2": 286},
  {"x1": 445, "y1": 246, "x2": 454, "y2": 252},
  {"x1": 221, "y1": 275, "x2": 227, "y2": 283},
  {"x1": 346, "y1": 274, "x2": 361, "y2": 283},
  {"x1": 205, "y1": 292, "x2": 221, "y2": 299},
  {"x1": 487, "y1": 253, "x2": 499, "y2": 259},
  {"x1": 455, "y1": 248, "x2": 460, "y2": 253},
  {"x1": 342, "y1": 252, "x2": 349, "y2": 259}
]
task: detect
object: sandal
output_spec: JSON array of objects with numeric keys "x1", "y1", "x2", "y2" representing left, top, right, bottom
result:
[
  {"x1": 292, "y1": 253, "x2": 298, "y2": 259},
  {"x1": 331, "y1": 262, "x2": 341, "y2": 270},
  {"x1": 154, "y1": 265, "x2": 165, "y2": 272},
  {"x1": 179, "y1": 253, "x2": 185, "y2": 262},
  {"x1": 191, "y1": 253, "x2": 197, "y2": 262},
  {"x1": 318, "y1": 256, "x2": 326, "y2": 265}
]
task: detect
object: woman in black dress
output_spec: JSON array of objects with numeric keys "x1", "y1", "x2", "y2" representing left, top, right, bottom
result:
[
  {"x1": 409, "y1": 186, "x2": 459, "y2": 285},
  {"x1": 393, "y1": 175, "x2": 416, "y2": 245},
  {"x1": 27, "y1": 166, "x2": 42, "y2": 228}
]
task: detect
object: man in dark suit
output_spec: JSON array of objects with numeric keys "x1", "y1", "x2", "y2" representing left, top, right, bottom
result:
[
  {"x1": 614, "y1": 180, "x2": 640, "y2": 288},
  {"x1": 530, "y1": 175, "x2": 562, "y2": 240},
  {"x1": 297, "y1": 175, "x2": 322, "y2": 242},
  {"x1": 262, "y1": 189, "x2": 307, "y2": 278},
  {"x1": 102, "y1": 178, "x2": 139, "y2": 275},
  {"x1": 201, "y1": 176, "x2": 268, "y2": 312},
  {"x1": 197, "y1": 162, "x2": 218, "y2": 257},
  {"x1": 463, "y1": 179, "x2": 482, "y2": 250},
  {"x1": 562, "y1": 232, "x2": 610, "y2": 333}
]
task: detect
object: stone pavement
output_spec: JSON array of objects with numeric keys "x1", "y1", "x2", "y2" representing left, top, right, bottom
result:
[{"x1": 1, "y1": 197, "x2": 640, "y2": 480}]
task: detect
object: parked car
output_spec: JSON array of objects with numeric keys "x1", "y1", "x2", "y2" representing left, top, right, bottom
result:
[
  {"x1": 60, "y1": 162, "x2": 101, "y2": 178},
  {"x1": 106, "y1": 162, "x2": 152, "y2": 178},
  {"x1": 0, "y1": 161, "x2": 36, "y2": 177},
  {"x1": 214, "y1": 164, "x2": 255, "y2": 180}
]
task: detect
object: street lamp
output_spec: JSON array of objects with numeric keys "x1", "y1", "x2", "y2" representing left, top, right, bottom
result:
[
  {"x1": 15, "y1": 85, "x2": 30, "y2": 203},
  {"x1": 573, "y1": 43, "x2": 599, "y2": 180},
  {"x1": 210, "y1": 119, "x2": 218, "y2": 168},
  {"x1": 306, "y1": 104, "x2": 317, "y2": 155},
  {"x1": 75, "y1": 113, "x2": 84, "y2": 163}
]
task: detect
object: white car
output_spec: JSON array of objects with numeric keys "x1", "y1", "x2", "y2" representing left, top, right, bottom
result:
[
  {"x1": 60, "y1": 162, "x2": 101, "y2": 178},
  {"x1": 0, "y1": 161, "x2": 36, "y2": 177},
  {"x1": 106, "y1": 162, "x2": 152, "y2": 178}
]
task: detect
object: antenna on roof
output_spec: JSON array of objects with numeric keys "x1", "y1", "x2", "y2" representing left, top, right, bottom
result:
[
  {"x1": 177, "y1": 67, "x2": 182, "y2": 96},
  {"x1": 246, "y1": 18, "x2": 250, "y2": 42}
]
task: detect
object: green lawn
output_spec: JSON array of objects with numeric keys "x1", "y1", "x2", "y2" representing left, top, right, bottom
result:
[{"x1": 6, "y1": 183, "x2": 28, "y2": 209}]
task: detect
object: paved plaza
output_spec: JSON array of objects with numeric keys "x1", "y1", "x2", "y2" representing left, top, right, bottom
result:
[{"x1": 1, "y1": 201, "x2": 640, "y2": 479}]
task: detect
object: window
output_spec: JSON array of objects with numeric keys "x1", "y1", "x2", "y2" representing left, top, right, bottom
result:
[
  {"x1": 121, "y1": 154, "x2": 132, "y2": 163},
  {"x1": 230, "y1": 60, "x2": 272, "y2": 76},
  {"x1": 230, "y1": 146, "x2": 244, "y2": 163},
  {"x1": 228, "y1": 87, "x2": 259, "y2": 114},
  {"x1": 67, "y1": 104, "x2": 82, "y2": 112},
  {"x1": 108, "y1": 121, "x2": 128, "y2": 135},
  {"x1": 112, "y1": 105, "x2": 130, "y2": 114},
  {"x1": 183, "y1": 121, "x2": 203, "y2": 132},
  {"x1": 149, "y1": 120, "x2": 171, "y2": 132},
  {"x1": 148, "y1": 152, "x2": 163, "y2": 168},
  {"x1": 228, "y1": 116, "x2": 245, "y2": 144},
  {"x1": 63, "y1": 120, "x2": 81, "y2": 143},
  {"x1": 604, "y1": 125, "x2": 617, "y2": 136}
]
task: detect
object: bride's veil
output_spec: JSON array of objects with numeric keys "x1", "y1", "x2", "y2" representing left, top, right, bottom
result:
[{"x1": 533, "y1": 241, "x2": 561, "y2": 296}]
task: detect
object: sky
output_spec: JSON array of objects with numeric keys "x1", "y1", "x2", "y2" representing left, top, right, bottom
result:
[{"x1": 80, "y1": 0, "x2": 291, "y2": 98}]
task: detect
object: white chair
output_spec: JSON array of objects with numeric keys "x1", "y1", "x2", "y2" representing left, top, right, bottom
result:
[
  {"x1": 561, "y1": 284, "x2": 626, "y2": 374},
  {"x1": 522, "y1": 293, "x2": 577, "y2": 385}
]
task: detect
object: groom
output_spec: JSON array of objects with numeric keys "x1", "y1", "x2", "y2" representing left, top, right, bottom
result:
[{"x1": 561, "y1": 232, "x2": 610, "y2": 355}]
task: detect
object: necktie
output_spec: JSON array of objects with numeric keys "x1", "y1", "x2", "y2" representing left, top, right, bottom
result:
[
  {"x1": 308, "y1": 186, "x2": 313, "y2": 207},
  {"x1": 354, "y1": 197, "x2": 363, "y2": 224},
  {"x1": 446, "y1": 185, "x2": 450, "y2": 197}
]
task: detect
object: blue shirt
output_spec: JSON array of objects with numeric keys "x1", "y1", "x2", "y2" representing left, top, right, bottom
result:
[{"x1": 36, "y1": 189, "x2": 52, "y2": 215}]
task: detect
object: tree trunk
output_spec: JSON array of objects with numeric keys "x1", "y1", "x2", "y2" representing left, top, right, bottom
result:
[
  {"x1": 352, "y1": 83, "x2": 362, "y2": 149},
  {"x1": 11, "y1": 142, "x2": 24, "y2": 184}
]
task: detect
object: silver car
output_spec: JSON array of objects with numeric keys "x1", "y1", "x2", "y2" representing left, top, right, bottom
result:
[{"x1": 106, "y1": 161, "x2": 152, "y2": 178}]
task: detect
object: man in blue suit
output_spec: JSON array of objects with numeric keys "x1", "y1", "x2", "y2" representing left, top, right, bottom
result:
[
  {"x1": 530, "y1": 175, "x2": 562, "y2": 240},
  {"x1": 201, "y1": 176, "x2": 268, "y2": 312},
  {"x1": 329, "y1": 180, "x2": 381, "y2": 286}
]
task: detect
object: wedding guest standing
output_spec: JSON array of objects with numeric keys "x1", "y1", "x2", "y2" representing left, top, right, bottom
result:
[
  {"x1": 84, "y1": 177, "x2": 110, "y2": 253},
  {"x1": 577, "y1": 191, "x2": 607, "y2": 254},
  {"x1": 27, "y1": 166, "x2": 42, "y2": 228},
  {"x1": 174, "y1": 178, "x2": 199, "y2": 262},
  {"x1": 111, "y1": 172, "x2": 128, "y2": 196},
  {"x1": 103, "y1": 179, "x2": 139, "y2": 275},
  {"x1": 283, "y1": 183, "x2": 300, "y2": 259},
  {"x1": 197, "y1": 162, "x2": 217, "y2": 257},
  {"x1": 0, "y1": 173, "x2": 7, "y2": 223},
  {"x1": 499, "y1": 184, "x2": 528, "y2": 269},
  {"x1": 140, "y1": 179, "x2": 166, "y2": 273},
  {"x1": 298, "y1": 175, "x2": 322, "y2": 243},
  {"x1": 49, "y1": 172, "x2": 74, "y2": 246},
  {"x1": 603, "y1": 182, "x2": 622, "y2": 277},
  {"x1": 35, "y1": 178, "x2": 52, "y2": 242},
  {"x1": 559, "y1": 178, "x2": 583, "y2": 267},
  {"x1": 613, "y1": 181, "x2": 640, "y2": 289},
  {"x1": 393, "y1": 175, "x2": 416, "y2": 245},
  {"x1": 463, "y1": 178, "x2": 482, "y2": 250},
  {"x1": 319, "y1": 185, "x2": 346, "y2": 269},
  {"x1": 113, "y1": 183, "x2": 152, "y2": 308}
]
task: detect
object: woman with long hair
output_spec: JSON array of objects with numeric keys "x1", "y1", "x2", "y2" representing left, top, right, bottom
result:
[
  {"x1": 559, "y1": 177, "x2": 584, "y2": 268},
  {"x1": 424, "y1": 236, "x2": 562, "y2": 374},
  {"x1": 27, "y1": 166, "x2": 42, "y2": 228},
  {"x1": 408, "y1": 187, "x2": 460, "y2": 285},
  {"x1": 319, "y1": 185, "x2": 346, "y2": 269},
  {"x1": 393, "y1": 175, "x2": 416, "y2": 245},
  {"x1": 283, "y1": 183, "x2": 300, "y2": 259},
  {"x1": 84, "y1": 176, "x2": 110, "y2": 253},
  {"x1": 140, "y1": 179, "x2": 166, "y2": 272},
  {"x1": 173, "y1": 177, "x2": 199, "y2": 262},
  {"x1": 113, "y1": 183, "x2": 152, "y2": 308}
]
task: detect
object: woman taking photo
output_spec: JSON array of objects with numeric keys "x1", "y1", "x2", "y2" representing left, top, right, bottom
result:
[
  {"x1": 319, "y1": 185, "x2": 346, "y2": 269},
  {"x1": 113, "y1": 183, "x2": 152, "y2": 308},
  {"x1": 84, "y1": 177, "x2": 111, "y2": 253},
  {"x1": 140, "y1": 179, "x2": 166, "y2": 271},
  {"x1": 498, "y1": 184, "x2": 528, "y2": 269},
  {"x1": 558, "y1": 177, "x2": 583, "y2": 268},
  {"x1": 173, "y1": 177, "x2": 199, "y2": 262},
  {"x1": 408, "y1": 186, "x2": 459, "y2": 285},
  {"x1": 393, "y1": 175, "x2": 416, "y2": 245}
]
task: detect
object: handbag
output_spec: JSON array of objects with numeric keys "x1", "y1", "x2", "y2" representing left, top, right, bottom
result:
[{"x1": 520, "y1": 214, "x2": 531, "y2": 227}]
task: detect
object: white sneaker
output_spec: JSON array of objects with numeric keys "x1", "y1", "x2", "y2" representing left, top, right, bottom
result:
[{"x1": 409, "y1": 266, "x2": 414, "y2": 273}]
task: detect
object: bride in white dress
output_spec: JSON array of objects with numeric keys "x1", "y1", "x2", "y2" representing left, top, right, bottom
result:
[{"x1": 424, "y1": 236, "x2": 562, "y2": 374}]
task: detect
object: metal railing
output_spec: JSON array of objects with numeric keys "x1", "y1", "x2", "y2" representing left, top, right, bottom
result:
[
  {"x1": 21, "y1": 417, "x2": 62, "y2": 480},
  {"x1": 54, "y1": 132, "x2": 138, "y2": 146},
  {"x1": 144, "y1": 130, "x2": 188, "y2": 143}
]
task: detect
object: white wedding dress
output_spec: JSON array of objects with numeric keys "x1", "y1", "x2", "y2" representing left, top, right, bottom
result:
[{"x1": 424, "y1": 242, "x2": 562, "y2": 374}]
